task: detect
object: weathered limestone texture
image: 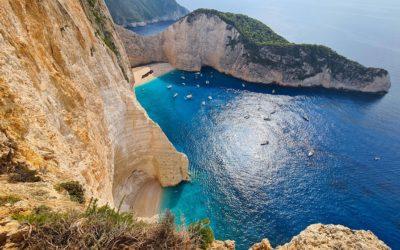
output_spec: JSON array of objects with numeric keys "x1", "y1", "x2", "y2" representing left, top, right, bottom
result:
[
  {"x1": 0, "y1": 0, "x2": 188, "y2": 216},
  {"x1": 118, "y1": 12, "x2": 390, "y2": 93}
]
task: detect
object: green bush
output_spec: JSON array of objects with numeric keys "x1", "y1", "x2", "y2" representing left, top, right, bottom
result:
[
  {"x1": 189, "y1": 218, "x2": 215, "y2": 249},
  {"x1": 56, "y1": 181, "x2": 85, "y2": 204}
]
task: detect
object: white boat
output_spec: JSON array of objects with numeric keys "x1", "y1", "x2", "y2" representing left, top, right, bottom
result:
[
  {"x1": 374, "y1": 156, "x2": 381, "y2": 161},
  {"x1": 186, "y1": 94, "x2": 193, "y2": 99},
  {"x1": 173, "y1": 93, "x2": 178, "y2": 98},
  {"x1": 181, "y1": 76, "x2": 185, "y2": 79},
  {"x1": 182, "y1": 82, "x2": 186, "y2": 85},
  {"x1": 272, "y1": 89, "x2": 276, "y2": 94},
  {"x1": 206, "y1": 80, "x2": 210, "y2": 84},
  {"x1": 244, "y1": 115, "x2": 250, "y2": 119},
  {"x1": 201, "y1": 101, "x2": 206, "y2": 105},
  {"x1": 200, "y1": 74, "x2": 203, "y2": 77},
  {"x1": 308, "y1": 149, "x2": 315, "y2": 157},
  {"x1": 208, "y1": 96, "x2": 213, "y2": 100},
  {"x1": 196, "y1": 84, "x2": 200, "y2": 88},
  {"x1": 195, "y1": 72, "x2": 201, "y2": 75},
  {"x1": 242, "y1": 84, "x2": 246, "y2": 87},
  {"x1": 167, "y1": 85, "x2": 172, "y2": 89}
]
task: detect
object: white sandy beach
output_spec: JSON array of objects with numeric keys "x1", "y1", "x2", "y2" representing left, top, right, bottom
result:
[{"x1": 132, "y1": 62, "x2": 176, "y2": 87}]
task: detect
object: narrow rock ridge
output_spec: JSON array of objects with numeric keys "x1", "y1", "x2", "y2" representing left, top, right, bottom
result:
[
  {"x1": 0, "y1": 0, "x2": 188, "y2": 214},
  {"x1": 250, "y1": 224, "x2": 390, "y2": 250},
  {"x1": 118, "y1": 10, "x2": 391, "y2": 93}
]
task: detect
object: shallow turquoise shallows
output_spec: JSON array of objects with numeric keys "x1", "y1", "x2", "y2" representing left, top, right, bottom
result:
[{"x1": 135, "y1": 68, "x2": 400, "y2": 249}]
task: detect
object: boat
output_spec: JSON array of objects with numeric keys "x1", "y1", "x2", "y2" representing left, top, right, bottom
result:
[
  {"x1": 181, "y1": 76, "x2": 185, "y2": 79},
  {"x1": 263, "y1": 117, "x2": 271, "y2": 121},
  {"x1": 186, "y1": 94, "x2": 193, "y2": 99},
  {"x1": 244, "y1": 115, "x2": 250, "y2": 119},
  {"x1": 195, "y1": 72, "x2": 201, "y2": 75},
  {"x1": 272, "y1": 89, "x2": 276, "y2": 94},
  {"x1": 167, "y1": 85, "x2": 172, "y2": 89},
  {"x1": 201, "y1": 101, "x2": 206, "y2": 105},
  {"x1": 308, "y1": 149, "x2": 315, "y2": 157},
  {"x1": 374, "y1": 156, "x2": 381, "y2": 161},
  {"x1": 196, "y1": 84, "x2": 200, "y2": 88},
  {"x1": 242, "y1": 84, "x2": 246, "y2": 87},
  {"x1": 206, "y1": 80, "x2": 210, "y2": 84},
  {"x1": 302, "y1": 115, "x2": 309, "y2": 122},
  {"x1": 208, "y1": 96, "x2": 213, "y2": 100},
  {"x1": 173, "y1": 93, "x2": 178, "y2": 98},
  {"x1": 182, "y1": 82, "x2": 186, "y2": 86},
  {"x1": 261, "y1": 141, "x2": 269, "y2": 146},
  {"x1": 270, "y1": 110, "x2": 276, "y2": 115}
]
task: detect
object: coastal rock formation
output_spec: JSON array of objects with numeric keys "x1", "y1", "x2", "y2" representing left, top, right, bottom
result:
[
  {"x1": 118, "y1": 9, "x2": 391, "y2": 93},
  {"x1": 250, "y1": 224, "x2": 390, "y2": 250},
  {"x1": 105, "y1": 0, "x2": 189, "y2": 27},
  {"x1": 0, "y1": 0, "x2": 188, "y2": 217}
]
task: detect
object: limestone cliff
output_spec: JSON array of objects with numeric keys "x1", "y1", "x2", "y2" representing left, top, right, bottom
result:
[
  {"x1": 0, "y1": 0, "x2": 188, "y2": 216},
  {"x1": 118, "y1": 9, "x2": 391, "y2": 93},
  {"x1": 250, "y1": 224, "x2": 390, "y2": 250}
]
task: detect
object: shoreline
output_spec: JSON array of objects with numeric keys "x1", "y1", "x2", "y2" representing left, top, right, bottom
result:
[{"x1": 132, "y1": 62, "x2": 176, "y2": 87}]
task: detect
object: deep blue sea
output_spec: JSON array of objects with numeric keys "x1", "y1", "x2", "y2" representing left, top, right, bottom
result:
[
  {"x1": 126, "y1": 20, "x2": 175, "y2": 36},
  {"x1": 134, "y1": 1, "x2": 400, "y2": 249}
]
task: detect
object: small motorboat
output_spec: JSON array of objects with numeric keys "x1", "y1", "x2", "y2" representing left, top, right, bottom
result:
[
  {"x1": 302, "y1": 115, "x2": 309, "y2": 122},
  {"x1": 208, "y1": 96, "x2": 213, "y2": 100},
  {"x1": 206, "y1": 80, "x2": 210, "y2": 84},
  {"x1": 182, "y1": 82, "x2": 186, "y2": 86},
  {"x1": 201, "y1": 101, "x2": 206, "y2": 105},
  {"x1": 263, "y1": 117, "x2": 271, "y2": 121},
  {"x1": 186, "y1": 94, "x2": 193, "y2": 99},
  {"x1": 244, "y1": 115, "x2": 250, "y2": 119},
  {"x1": 374, "y1": 156, "x2": 381, "y2": 161},
  {"x1": 195, "y1": 72, "x2": 201, "y2": 75},
  {"x1": 261, "y1": 140, "x2": 269, "y2": 146},
  {"x1": 242, "y1": 84, "x2": 246, "y2": 87},
  {"x1": 196, "y1": 84, "x2": 200, "y2": 88},
  {"x1": 308, "y1": 149, "x2": 315, "y2": 157},
  {"x1": 173, "y1": 93, "x2": 178, "y2": 98},
  {"x1": 270, "y1": 110, "x2": 276, "y2": 115},
  {"x1": 181, "y1": 76, "x2": 186, "y2": 79},
  {"x1": 272, "y1": 89, "x2": 276, "y2": 94},
  {"x1": 167, "y1": 85, "x2": 172, "y2": 89}
]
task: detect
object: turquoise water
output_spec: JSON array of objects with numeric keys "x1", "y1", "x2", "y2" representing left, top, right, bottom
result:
[
  {"x1": 134, "y1": 0, "x2": 400, "y2": 249},
  {"x1": 136, "y1": 68, "x2": 400, "y2": 249}
]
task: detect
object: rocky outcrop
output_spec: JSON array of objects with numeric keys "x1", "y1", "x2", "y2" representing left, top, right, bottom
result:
[
  {"x1": 104, "y1": 0, "x2": 189, "y2": 27},
  {"x1": 118, "y1": 9, "x2": 391, "y2": 93},
  {"x1": 0, "y1": 0, "x2": 188, "y2": 217},
  {"x1": 250, "y1": 224, "x2": 390, "y2": 250}
]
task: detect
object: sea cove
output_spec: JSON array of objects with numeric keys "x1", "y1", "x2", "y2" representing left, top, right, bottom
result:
[{"x1": 135, "y1": 67, "x2": 400, "y2": 249}]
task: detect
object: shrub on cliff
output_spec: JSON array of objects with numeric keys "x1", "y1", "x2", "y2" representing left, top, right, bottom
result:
[
  {"x1": 12, "y1": 199, "x2": 210, "y2": 249},
  {"x1": 55, "y1": 181, "x2": 85, "y2": 204}
]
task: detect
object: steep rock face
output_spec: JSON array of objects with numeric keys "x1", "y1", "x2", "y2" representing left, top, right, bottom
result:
[
  {"x1": 0, "y1": 0, "x2": 188, "y2": 214},
  {"x1": 250, "y1": 224, "x2": 389, "y2": 250},
  {"x1": 118, "y1": 10, "x2": 390, "y2": 93},
  {"x1": 104, "y1": 0, "x2": 189, "y2": 27}
]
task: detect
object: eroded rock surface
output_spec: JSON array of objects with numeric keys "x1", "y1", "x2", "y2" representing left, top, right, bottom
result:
[
  {"x1": 250, "y1": 224, "x2": 390, "y2": 250},
  {"x1": 118, "y1": 10, "x2": 390, "y2": 93},
  {"x1": 0, "y1": 0, "x2": 188, "y2": 217}
]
